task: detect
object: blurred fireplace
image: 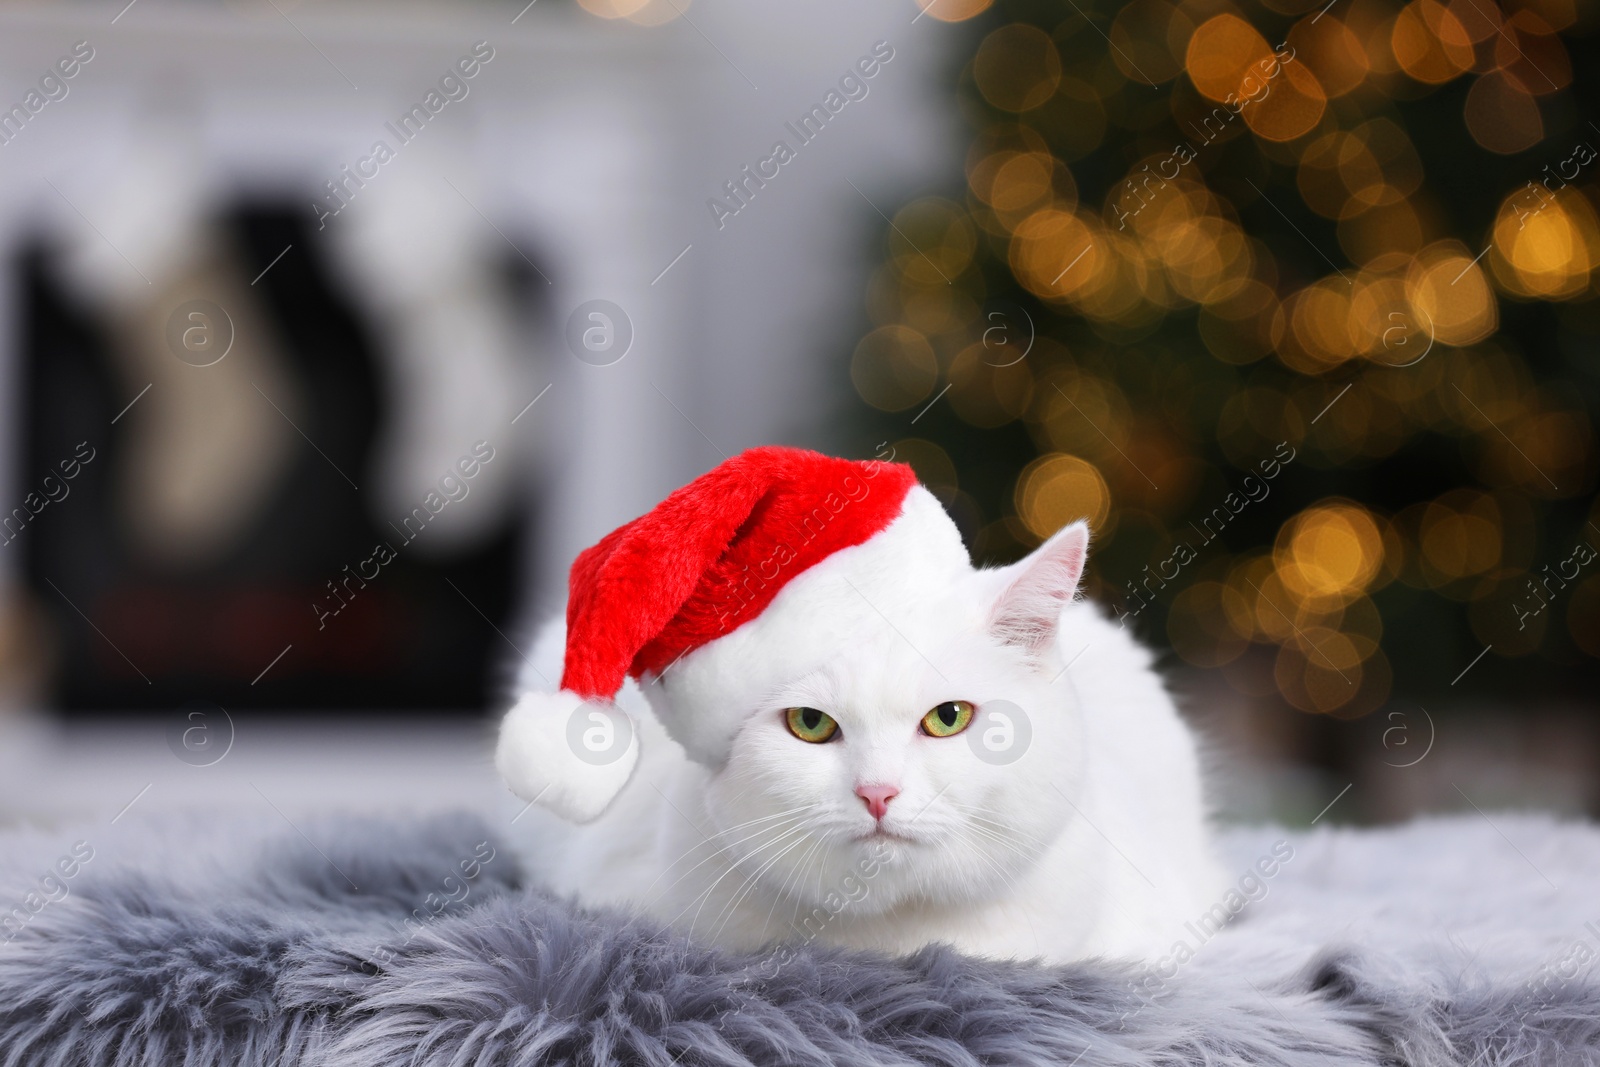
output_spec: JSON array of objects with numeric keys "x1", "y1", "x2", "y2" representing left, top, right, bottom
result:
[{"x1": 19, "y1": 205, "x2": 531, "y2": 711}]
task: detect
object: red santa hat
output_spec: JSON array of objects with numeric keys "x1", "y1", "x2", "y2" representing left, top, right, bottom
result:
[{"x1": 496, "y1": 446, "x2": 922, "y2": 822}]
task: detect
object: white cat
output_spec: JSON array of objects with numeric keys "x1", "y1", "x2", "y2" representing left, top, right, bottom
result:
[{"x1": 498, "y1": 476, "x2": 1226, "y2": 965}]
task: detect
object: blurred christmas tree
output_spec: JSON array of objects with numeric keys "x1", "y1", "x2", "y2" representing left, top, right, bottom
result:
[{"x1": 851, "y1": 0, "x2": 1600, "y2": 721}]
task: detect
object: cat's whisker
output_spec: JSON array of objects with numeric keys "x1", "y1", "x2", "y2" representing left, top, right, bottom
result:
[
  {"x1": 955, "y1": 825, "x2": 1011, "y2": 874},
  {"x1": 716, "y1": 816, "x2": 838, "y2": 940},
  {"x1": 952, "y1": 807, "x2": 1040, "y2": 834},
  {"x1": 708, "y1": 832, "x2": 813, "y2": 943},
  {"x1": 678, "y1": 821, "x2": 813, "y2": 937},
  {"x1": 959, "y1": 819, "x2": 1045, "y2": 857},
  {"x1": 788, "y1": 836, "x2": 833, "y2": 935},
  {"x1": 652, "y1": 802, "x2": 813, "y2": 863},
  {"x1": 664, "y1": 804, "x2": 813, "y2": 857},
  {"x1": 946, "y1": 801, "x2": 1018, "y2": 823},
  {"x1": 951, "y1": 811, "x2": 1003, "y2": 836},
  {"x1": 947, "y1": 802, "x2": 1051, "y2": 843},
  {"x1": 706, "y1": 805, "x2": 818, "y2": 839},
  {"x1": 639, "y1": 806, "x2": 815, "y2": 906},
  {"x1": 953, "y1": 830, "x2": 1045, "y2": 954},
  {"x1": 949, "y1": 812, "x2": 1053, "y2": 855},
  {"x1": 644, "y1": 814, "x2": 813, "y2": 912},
  {"x1": 958, "y1": 817, "x2": 1047, "y2": 862},
  {"x1": 787, "y1": 828, "x2": 841, "y2": 929},
  {"x1": 800, "y1": 825, "x2": 851, "y2": 908},
  {"x1": 762, "y1": 835, "x2": 826, "y2": 943},
  {"x1": 953, "y1": 826, "x2": 1033, "y2": 897},
  {"x1": 689, "y1": 829, "x2": 810, "y2": 942}
]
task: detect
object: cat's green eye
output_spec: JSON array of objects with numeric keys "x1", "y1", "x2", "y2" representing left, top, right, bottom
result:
[
  {"x1": 784, "y1": 706, "x2": 839, "y2": 743},
  {"x1": 921, "y1": 700, "x2": 975, "y2": 738}
]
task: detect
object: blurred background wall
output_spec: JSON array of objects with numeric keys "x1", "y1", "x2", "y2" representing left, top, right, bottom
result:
[{"x1": 0, "y1": 0, "x2": 1597, "y2": 831}]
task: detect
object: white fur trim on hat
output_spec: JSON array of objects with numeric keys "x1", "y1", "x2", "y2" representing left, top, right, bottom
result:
[
  {"x1": 495, "y1": 689, "x2": 639, "y2": 823},
  {"x1": 653, "y1": 485, "x2": 969, "y2": 766}
]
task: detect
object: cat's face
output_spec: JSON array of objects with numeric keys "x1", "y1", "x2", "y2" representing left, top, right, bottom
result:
[
  {"x1": 706, "y1": 600, "x2": 1084, "y2": 924},
  {"x1": 652, "y1": 491, "x2": 1089, "y2": 937}
]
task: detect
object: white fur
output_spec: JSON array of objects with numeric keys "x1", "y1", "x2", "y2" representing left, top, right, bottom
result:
[{"x1": 500, "y1": 488, "x2": 1226, "y2": 963}]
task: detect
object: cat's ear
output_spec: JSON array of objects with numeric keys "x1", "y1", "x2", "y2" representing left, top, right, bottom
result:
[{"x1": 989, "y1": 521, "x2": 1088, "y2": 653}]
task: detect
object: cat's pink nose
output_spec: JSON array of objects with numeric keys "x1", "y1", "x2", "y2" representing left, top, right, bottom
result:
[{"x1": 856, "y1": 783, "x2": 900, "y2": 821}]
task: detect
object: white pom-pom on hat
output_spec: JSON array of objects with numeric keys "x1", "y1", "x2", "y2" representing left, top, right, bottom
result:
[{"x1": 494, "y1": 689, "x2": 639, "y2": 824}]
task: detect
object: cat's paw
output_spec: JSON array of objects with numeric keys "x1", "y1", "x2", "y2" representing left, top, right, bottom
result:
[{"x1": 495, "y1": 690, "x2": 639, "y2": 823}]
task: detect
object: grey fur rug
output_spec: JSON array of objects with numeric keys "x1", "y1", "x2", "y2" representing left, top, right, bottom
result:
[{"x1": 2, "y1": 809, "x2": 1598, "y2": 1066}]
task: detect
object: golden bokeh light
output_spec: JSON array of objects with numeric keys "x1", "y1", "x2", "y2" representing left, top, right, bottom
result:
[
  {"x1": 1464, "y1": 71, "x2": 1544, "y2": 154},
  {"x1": 1339, "y1": 199, "x2": 1425, "y2": 268},
  {"x1": 1070, "y1": 231, "x2": 1155, "y2": 322},
  {"x1": 1276, "y1": 501, "x2": 1388, "y2": 606},
  {"x1": 1497, "y1": 11, "x2": 1573, "y2": 93},
  {"x1": 913, "y1": 0, "x2": 994, "y2": 22},
  {"x1": 1241, "y1": 562, "x2": 1320, "y2": 643},
  {"x1": 1110, "y1": 0, "x2": 1196, "y2": 85},
  {"x1": 1353, "y1": 120, "x2": 1426, "y2": 208},
  {"x1": 1297, "y1": 131, "x2": 1367, "y2": 219},
  {"x1": 1015, "y1": 453, "x2": 1112, "y2": 540},
  {"x1": 1406, "y1": 491, "x2": 1504, "y2": 588},
  {"x1": 1241, "y1": 57, "x2": 1327, "y2": 142},
  {"x1": 974, "y1": 25, "x2": 1063, "y2": 112},
  {"x1": 1347, "y1": 273, "x2": 1417, "y2": 359},
  {"x1": 1295, "y1": 125, "x2": 1422, "y2": 221},
  {"x1": 982, "y1": 152, "x2": 1055, "y2": 214},
  {"x1": 1287, "y1": 15, "x2": 1370, "y2": 97},
  {"x1": 1286, "y1": 278, "x2": 1360, "y2": 366},
  {"x1": 888, "y1": 198, "x2": 978, "y2": 285},
  {"x1": 1029, "y1": 367, "x2": 1132, "y2": 458},
  {"x1": 1490, "y1": 188, "x2": 1600, "y2": 300},
  {"x1": 620, "y1": 0, "x2": 688, "y2": 25},
  {"x1": 896, "y1": 283, "x2": 979, "y2": 338},
  {"x1": 1406, "y1": 241, "x2": 1498, "y2": 345},
  {"x1": 970, "y1": 150, "x2": 1079, "y2": 232},
  {"x1": 1274, "y1": 638, "x2": 1390, "y2": 715},
  {"x1": 1008, "y1": 209, "x2": 1104, "y2": 302},
  {"x1": 1390, "y1": 0, "x2": 1475, "y2": 84},
  {"x1": 1186, "y1": 14, "x2": 1273, "y2": 102},
  {"x1": 850, "y1": 325, "x2": 938, "y2": 412},
  {"x1": 1153, "y1": 216, "x2": 1253, "y2": 304},
  {"x1": 576, "y1": 0, "x2": 652, "y2": 18},
  {"x1": 1447, "y1": 0, "x2": 1503, "y2": 42}
]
